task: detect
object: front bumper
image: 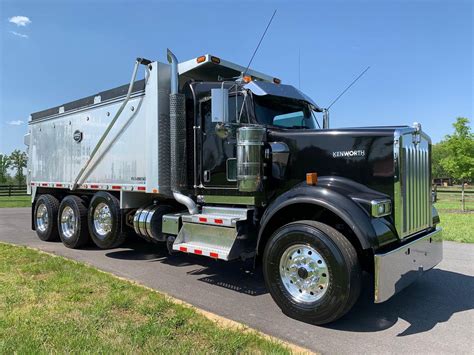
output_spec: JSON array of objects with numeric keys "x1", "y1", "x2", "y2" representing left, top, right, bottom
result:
[{"x1": 374, "y1": 227, "x2": 443, "y2": 303}]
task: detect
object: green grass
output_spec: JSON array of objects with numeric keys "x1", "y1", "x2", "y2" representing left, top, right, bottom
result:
[
  {"x1": 0, "y1": 243, "x2": 288, "y2": 354},
  {"x1": 0, "y1": 196, "x2": 31, "y2": 208},
  {"x1": 437, "y1": 211, "x2": 474, "y2": 243},
  {"x1": 434, "y1": 195, "x2": 474, "y2": 243}
]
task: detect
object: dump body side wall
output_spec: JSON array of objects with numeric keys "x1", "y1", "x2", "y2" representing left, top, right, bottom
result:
[{"x1": 27, "y1": 62, "x2": 172, "y2": 195}]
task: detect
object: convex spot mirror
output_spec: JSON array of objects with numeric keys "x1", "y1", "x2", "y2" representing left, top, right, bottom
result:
[{"x1": 211, "y1": 88, "x2": 229, "y2": 123}]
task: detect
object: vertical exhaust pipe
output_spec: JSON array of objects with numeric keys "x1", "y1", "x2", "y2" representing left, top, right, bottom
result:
[{"x1": 167, "y1": 49, "x2": 198, "y2": 215}]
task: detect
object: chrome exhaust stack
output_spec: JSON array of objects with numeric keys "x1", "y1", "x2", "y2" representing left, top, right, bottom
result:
[{"x1": 167, "y1": 49, "x2": 198, "y2": 215}]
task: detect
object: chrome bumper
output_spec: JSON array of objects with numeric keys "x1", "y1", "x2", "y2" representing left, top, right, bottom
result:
[{"x1": 374, "y1": 227, "x2": 443, "y2": 303}]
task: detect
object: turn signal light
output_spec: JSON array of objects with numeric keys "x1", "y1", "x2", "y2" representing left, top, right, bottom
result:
[
  {"x1": 197, "y1": 55, "x2": 206, "y2": 63},
  {"x1": 306, "y1": 172, "x2": 318, "y2": 186}
]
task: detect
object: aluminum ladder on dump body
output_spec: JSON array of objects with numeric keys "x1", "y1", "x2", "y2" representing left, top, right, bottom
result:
[{"x1": 172, "y1": 206, "x2": 253, "y2": 261}]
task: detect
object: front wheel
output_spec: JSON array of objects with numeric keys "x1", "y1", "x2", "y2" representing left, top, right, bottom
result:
[{"x1": 263, "y1": 220, "x2": 361, "y2": 325}]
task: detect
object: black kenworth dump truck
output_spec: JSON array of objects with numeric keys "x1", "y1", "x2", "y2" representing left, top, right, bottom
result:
[{"x1": 26, "y1": 50, "x2": 442, "y2": 324}]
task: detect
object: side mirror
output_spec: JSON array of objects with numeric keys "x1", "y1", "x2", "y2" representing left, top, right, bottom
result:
[{"x1": 211, "y1": 88, "x2": 229, "y2": 123}]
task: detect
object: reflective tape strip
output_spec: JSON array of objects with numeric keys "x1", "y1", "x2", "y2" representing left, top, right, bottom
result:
[{"x1": 137, "y1": 186, "x2": 146, "y2": 191}]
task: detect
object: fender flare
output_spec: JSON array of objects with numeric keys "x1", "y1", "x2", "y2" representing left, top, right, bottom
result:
[{"x1": 257, "y1": 181, "x2": 389, "y2": 254}]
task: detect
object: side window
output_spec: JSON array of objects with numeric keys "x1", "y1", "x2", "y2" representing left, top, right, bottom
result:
[
  {"x1": 201, "y1": 93, "x2": 249, "y2": 129},
  {"x1": 227, "y1": 94, "x2": 249, "y2": 124}
]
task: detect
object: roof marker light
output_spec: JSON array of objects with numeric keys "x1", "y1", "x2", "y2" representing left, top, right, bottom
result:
[
  {"x1": 210, "y1": 56, "x2": 221, "y2": 64},
  {"x1": 197, "y1": 56, "x2": 206, "y2": 63},
  {"x1": 243, "y1": 75, "x2": 252, "y2": 83},
  {"x1": 273, "y1": 78, "x2": 281, "y2": 84}
]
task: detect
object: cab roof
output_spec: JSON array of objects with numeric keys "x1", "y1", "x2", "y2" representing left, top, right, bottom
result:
[{"x1": 177, "y1": 54, "x2": 277, "y2": 84}]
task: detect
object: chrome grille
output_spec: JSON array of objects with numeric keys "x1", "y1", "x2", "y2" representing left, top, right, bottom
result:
[{"x1": 394, "y1": 128, "x2": 432, "y2": 238}]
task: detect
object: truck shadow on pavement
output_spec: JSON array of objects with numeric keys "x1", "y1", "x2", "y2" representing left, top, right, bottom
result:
[{"x1": 105, "y1": 239, "x2": 473, "y2": 336}]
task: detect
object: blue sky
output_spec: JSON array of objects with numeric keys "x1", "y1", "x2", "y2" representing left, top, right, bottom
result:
[{"x1": 0, "y1": 0, "x2": 472, "y2": 154}]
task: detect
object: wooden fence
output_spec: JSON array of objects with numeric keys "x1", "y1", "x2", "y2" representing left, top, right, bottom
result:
[{"x1": 0, "y1": 185, "x2": 28, "y2": 197}]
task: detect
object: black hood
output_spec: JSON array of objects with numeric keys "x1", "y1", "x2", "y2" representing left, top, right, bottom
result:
[{"x1": 266, "y1": 127, "x2": 403, "y2": 198}]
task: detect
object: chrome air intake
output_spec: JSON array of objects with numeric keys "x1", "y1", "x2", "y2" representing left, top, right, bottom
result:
[
  {"x1": 393, "y1": 125, "x2": 432, "y2": 239},
  {"x1": 237, "y1": 126, "x2": 266, "y2": 192}
]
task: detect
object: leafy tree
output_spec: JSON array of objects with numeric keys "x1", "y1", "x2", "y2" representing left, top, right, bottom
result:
[
  {"x1": 9, "y1": 150, "x2": 28, "y2": 186},
  {"x1": 0, "y1": 154, "x2": 11, "y2": 184},
  {"x1": 440, "y1": 117, "x2": 474, "y2": 211},
  {"x1": 431, "y1": 142, "x2": 449, "y2": 179}
]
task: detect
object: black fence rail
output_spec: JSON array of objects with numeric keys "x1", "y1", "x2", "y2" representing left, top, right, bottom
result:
[{"x1": 0, "y1": 185, "x2": 28, "y2": 197}]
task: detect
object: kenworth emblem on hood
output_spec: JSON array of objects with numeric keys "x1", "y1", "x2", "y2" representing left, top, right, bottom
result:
[{"x1": 332, "y1": 150, "x2": 365, "y2": 158}]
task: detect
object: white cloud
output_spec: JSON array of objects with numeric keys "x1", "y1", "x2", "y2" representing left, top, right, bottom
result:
[
  {"x1": 8, "y1": 16, "x2": 31, "y2": 27},
  {"x1": 7, "y1": 120, "x2": 25, "y2": 126},
  {"x1": 9, "y1": 31, "x2": 28, "y2": 39}
]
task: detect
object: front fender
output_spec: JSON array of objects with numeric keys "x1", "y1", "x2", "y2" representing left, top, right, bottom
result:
[{"x1": 258, "y1": 177, "x2": 398, "y2": 253}]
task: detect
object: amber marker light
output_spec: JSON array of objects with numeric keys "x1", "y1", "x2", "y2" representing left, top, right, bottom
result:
[
  {"x1": 243, "y1": 75, "x2": 252, "y2": 83},
  {"x1": 306, "y1": 172, "x2": 318, "y2": 186},
  {"x1": 196, "y1": 55, "x2": 206, "y2": 63},
  {"x1": 210, "y1": 56, "x2": 221, "y2": 64}
]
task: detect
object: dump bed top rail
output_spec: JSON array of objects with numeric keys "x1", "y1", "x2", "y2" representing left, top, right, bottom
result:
[
  {"x1": 30, "y1": 79, "x2": 146, "y2": 122},
  {"x1": 30, "y1": 54, "x2": 276, "y2": 122}
]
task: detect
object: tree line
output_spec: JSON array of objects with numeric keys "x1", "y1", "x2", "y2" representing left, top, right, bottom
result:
[
  {"x1": 0, "y1": 150, "x2": 27, "y2": 186},
  {"x1": 432, "y1": 117, "x2": 473, "y2": 184}
]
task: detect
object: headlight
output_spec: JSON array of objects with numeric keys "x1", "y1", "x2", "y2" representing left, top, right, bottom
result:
[{"x1": 371, "y1": 199, "x2": 392, "y2": 217}]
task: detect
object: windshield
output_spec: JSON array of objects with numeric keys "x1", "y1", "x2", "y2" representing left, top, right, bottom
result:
[{"x1": 253, "y1": 95, "x2": 317, "y2": 129}]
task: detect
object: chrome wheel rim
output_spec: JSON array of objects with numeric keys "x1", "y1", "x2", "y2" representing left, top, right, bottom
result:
[
  {"x1": 93, "y1": 202, "x2": 112, "y2": 239},
  {"x1": 279, "y1": 244, "x2": 330, "y2": 303},
  {"x1": 60, "y1": 206, "x2": 77, "y2": 239},
  {"x1": 36, "y1": 203, "x2": 49, "y2": 233}
]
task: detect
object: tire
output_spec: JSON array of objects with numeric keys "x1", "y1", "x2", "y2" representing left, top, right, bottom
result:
[
  {"x1": 34, "y1": 194, "x2": 60, "y2": 241},
  {"x1": 88, "y1": 191, "x2": 126, "y2": 249},
  {"x1": 57, "y1": 195, "x2": 90, "y2": 249},
  {"x1": 263, "y1": 220, "x2": 361, "y2": 325}
]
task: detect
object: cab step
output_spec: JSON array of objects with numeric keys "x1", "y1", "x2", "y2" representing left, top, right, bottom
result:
[{"x1": 172, "y1": 206, "x2": 253, "y2": 261}]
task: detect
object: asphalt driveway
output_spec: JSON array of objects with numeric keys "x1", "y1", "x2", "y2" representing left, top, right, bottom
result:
[{"x1": 1, "y1": 207, "x2": 473, "y2": 354}]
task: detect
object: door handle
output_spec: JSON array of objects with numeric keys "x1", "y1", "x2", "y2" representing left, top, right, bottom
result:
[{"x1": 203, "y1": 170, "x2": 211, "y2": 183}]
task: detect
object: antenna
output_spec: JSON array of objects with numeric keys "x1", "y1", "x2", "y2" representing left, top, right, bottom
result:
[
  {"x1": 322, "y1": 66, "x2": 370, "y2": 129},
  {"x1": 326, "y1": 66, "x2": 370, "y2": 110},
  {"x1": 243, "y1": 9, "x2": 277, "y2": 77},
  {"x1": 298, "y1": 48, "x2": 301, "y2": 89}
]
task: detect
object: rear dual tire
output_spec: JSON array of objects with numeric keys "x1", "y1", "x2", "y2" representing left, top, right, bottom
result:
[
  {"x1": 58, "y1": 195, "x2": 90, "y2": 248},
  {"x1": 87, "y1": 191, "x2": 126, "y2": 249},
  {"x1": 34, "y1": 194, "x2": 60, "y2": 241}
]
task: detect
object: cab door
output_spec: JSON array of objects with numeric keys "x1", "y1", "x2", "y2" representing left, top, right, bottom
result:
[{"x1": 200, "y1": 94, "x2": 248, "y2": 188}]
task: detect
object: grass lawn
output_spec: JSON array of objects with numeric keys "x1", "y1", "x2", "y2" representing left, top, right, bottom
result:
[
  {"x1": 0, "y1": 243, "x2": 288, "y2": 354},
  {"x1": 435, "y1": 196, "x2": 474, "y2": 243},
  {"x1": 0, "y1": 196, "x2": 31, "y2": 208}
]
